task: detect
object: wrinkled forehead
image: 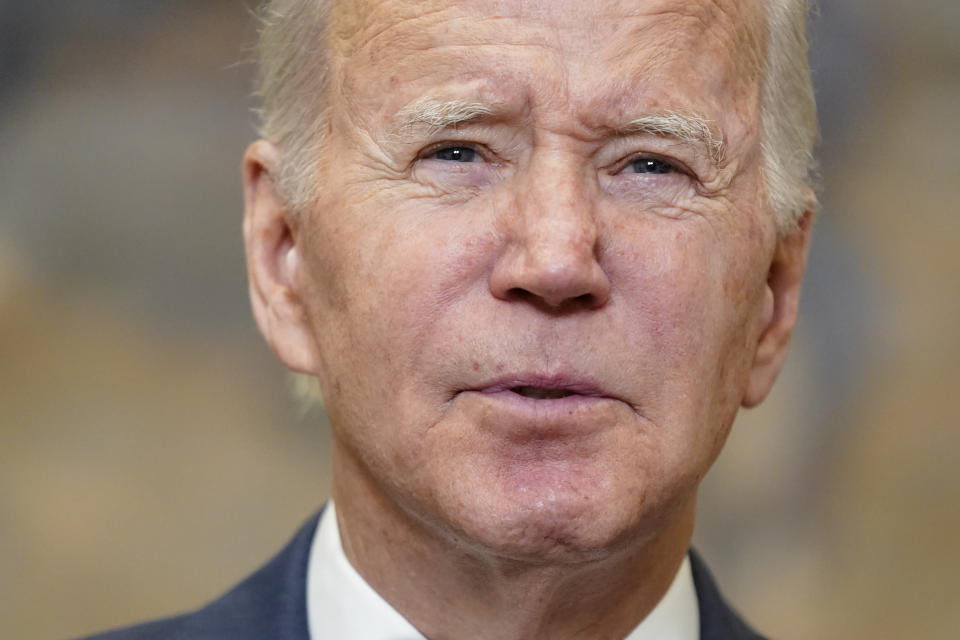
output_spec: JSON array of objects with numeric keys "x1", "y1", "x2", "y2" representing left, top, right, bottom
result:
[
  {"x1": 327, "y1": 0, "x2": 766, "y2": 133},
  {"x1": 330, "y1": 0, "x2": 766, "y2": 67},
  {"x1": 333, "y1": 0, "x2": 762, "y2": 40}
]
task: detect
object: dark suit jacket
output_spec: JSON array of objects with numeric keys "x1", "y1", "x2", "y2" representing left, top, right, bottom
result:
[{"x1": 77, "y1": 512, "x2": 766, "y2": 640}]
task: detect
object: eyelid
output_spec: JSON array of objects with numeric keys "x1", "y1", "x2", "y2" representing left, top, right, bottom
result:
[
  {"x1": 610, "y1": 152, "x2": 691, "y2": 177},
  {"x1": 418, "y1": 140, "x2": 492, "y2": 163}
]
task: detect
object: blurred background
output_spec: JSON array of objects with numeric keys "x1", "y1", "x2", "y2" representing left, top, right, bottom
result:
[{"x1": 1, "y1": 1, "x2": 957, "y2": 638}]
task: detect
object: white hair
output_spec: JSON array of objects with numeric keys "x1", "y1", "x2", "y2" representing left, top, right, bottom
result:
[
  {"x1": 761, "y1": 0, "x2": 819, "y2": 232},
  {"x1": 253, "y1": 0, "x2": 818, "y2": 233},
  {"x1": 253, "y1": 0, "x2": 332, "y2": 214}
]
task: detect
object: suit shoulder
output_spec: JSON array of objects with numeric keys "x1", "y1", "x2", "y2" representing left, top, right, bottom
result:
[
  {"x1": 73, "y1": 597, "x2": 287, "y2": 640},
  {"x1": 73, "y1": 613, "x2": 198, "y2": 640}
]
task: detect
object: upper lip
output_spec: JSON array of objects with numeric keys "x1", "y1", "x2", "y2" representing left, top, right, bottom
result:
[{"x1": 469, "y1": 373, "x2": 611, "y2": 398}]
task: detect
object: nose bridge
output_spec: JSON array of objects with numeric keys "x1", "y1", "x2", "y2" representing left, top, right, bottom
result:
[
  {"x1": 517, "y1": 150, "x2": 597, "y2": 262},
  {"x1": 488, "y1": 146, "x2": 610, "y2": 310}
]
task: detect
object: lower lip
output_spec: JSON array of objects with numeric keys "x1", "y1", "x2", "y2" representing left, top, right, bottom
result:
[{"x1": 460, "y1": 389, "x2": 616, "y2": 432}]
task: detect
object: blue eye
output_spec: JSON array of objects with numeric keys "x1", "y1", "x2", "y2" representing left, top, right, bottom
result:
[
  {"x1": 629, "y1": 158, "x2": 674, "y2": 174},
  {"x1": 432, "y1": 146, "x2": 478, "y2": 162}
]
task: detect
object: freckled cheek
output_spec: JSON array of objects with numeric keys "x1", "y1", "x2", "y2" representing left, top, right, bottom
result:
[
  {"x1": 337, "y1": 219, "x2": 496, "y2": 352},
  {"x1": 606, "y1": 233, "x2": 728, "y2": 365},
  {"x1": 644, "y1": 276, "x2": 715, "y2": 366}
]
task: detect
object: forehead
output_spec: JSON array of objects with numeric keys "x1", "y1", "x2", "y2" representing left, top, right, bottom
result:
[{"x1": 329, "y1": 0, "x2": 765, "y2": 134}]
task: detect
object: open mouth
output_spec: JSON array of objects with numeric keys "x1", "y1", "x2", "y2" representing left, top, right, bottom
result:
[{"x1": 510, "y1": 386, "x2": 576, "y2": 400}]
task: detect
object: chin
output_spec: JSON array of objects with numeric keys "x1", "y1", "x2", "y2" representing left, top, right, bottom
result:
[{"x1": 428, "y1": 457, "x2": 661, "y2": 563}]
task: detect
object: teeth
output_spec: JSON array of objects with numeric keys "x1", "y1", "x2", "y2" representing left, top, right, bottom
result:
[{"x1": 512, "y1": 386, "x2": 574, "y2": 400}]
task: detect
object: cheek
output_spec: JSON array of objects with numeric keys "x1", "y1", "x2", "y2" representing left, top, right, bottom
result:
[
  {"x1": 303, "y1": 199, "x2": 497, "y2": 395},
  {"x1": 607, "y1": 226, "x2": 715, "y2": 351},
  {"x1": 364, "y1": 219, "x2": 497, "y2": 344},
  {"x1": 312, "y1": 211, "x2": 503, "y2": 485},
  {"x1": 606, "y1": 220, "x2": 767, "y2": 416}
]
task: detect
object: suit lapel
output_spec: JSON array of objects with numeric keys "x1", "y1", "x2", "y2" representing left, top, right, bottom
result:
[
  {"x1": 689, "y1": 549, "x2": 767, "y2": 640},
  {"x1": 192, "y1": 511, "x2": 320, "y2": 640}
]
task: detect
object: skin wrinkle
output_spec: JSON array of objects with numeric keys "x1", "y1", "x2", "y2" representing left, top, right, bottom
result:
[
  {"x1": 396, "y1": 127, "x2": 728, "y2": 224},
  {"x1": 258, "y1": 0, "x2": 809, "y2": 231},
  {"x1": 622, "y1": 114, "x2": 724, "y2": 165},
  {"x1": 330, "y1": 2, "x2": 452, "y2": 57},
  {"x1": 397, "y1": 96, "x2": 725, "y2": 175},
  {"x1": 629, "y1": 0, "x2": 762, "y2": 78},
  {"x1": 611, "y1": 4, "x2": 763, "y2": 135},
  {"x1": 339, "y1": 4, "x2": 752, "y2": 129}
]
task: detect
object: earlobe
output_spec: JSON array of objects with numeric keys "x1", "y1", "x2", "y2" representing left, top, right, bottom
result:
[
  {"x1": 742, "y1": 208, "x2": 814, "y2": 408},
  {"x1": 243, "y1": 140, "x2": 320, "y2": 375}
]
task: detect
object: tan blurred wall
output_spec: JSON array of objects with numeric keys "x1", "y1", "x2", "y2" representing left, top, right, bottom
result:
[{"x1": 1, "y1": 2, "x2": 958, "y2": 638}]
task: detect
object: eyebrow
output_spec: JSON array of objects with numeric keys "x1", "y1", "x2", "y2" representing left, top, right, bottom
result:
[
  {"x1": 394, "y1": 98, "x2": 724, "y2": 166},
  {"x1": 620, "y1": 111, "x2": 725, "y2": 166},
  {"x1": 395, "y1": 97, "x2": 495, "y2": 135}
]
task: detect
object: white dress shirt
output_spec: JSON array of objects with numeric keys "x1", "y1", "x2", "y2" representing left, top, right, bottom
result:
[{"x1": 306, "y1": 502, "x2": 699, "y2": 640}]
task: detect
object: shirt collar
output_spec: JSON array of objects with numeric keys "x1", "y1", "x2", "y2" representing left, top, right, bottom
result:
[{"x1": 306, "y1": 502, "x2": 699, "y2": 640}]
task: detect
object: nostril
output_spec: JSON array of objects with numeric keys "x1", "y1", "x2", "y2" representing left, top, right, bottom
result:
[
  {"x1": 506, "y1": 287, "x2": 533, "y2": 300},
  {"x1": 503, "y1": 287, "x2": 601, "y2": 312},
  {"x1": 489, "y1": 246, "x2": 611, "y2": 311}
]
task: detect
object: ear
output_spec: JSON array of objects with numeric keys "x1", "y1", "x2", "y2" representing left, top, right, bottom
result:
[
  {"x1": 742, "y1": 206, "x2": 814, "y2": 408},
  {"x1": 243, "y1": 140, "x2": 320, "y2": 375}
]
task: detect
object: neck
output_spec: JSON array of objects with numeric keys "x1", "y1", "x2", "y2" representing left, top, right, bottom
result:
[{"x1": 332, "y1": 446, "x2": 697, "y2": 640}]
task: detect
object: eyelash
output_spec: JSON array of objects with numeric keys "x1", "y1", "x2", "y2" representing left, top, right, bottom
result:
[
  {"x1": 628, "y1": 157, "x2": 674, "y2": 174},
  {"x1": 417, "y1": 143, "x2": 693, "y2": 184},
  {"x1": 614, "y1": 153, "x2": 689, "y2": 178},
  {"x1": 420, "y1": 142, "x2": 489, "y2": 163}
]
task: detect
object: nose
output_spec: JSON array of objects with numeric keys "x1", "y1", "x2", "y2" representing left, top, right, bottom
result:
[{"x1": 488, "y1": 157, "x2": 611, "y2": 312}]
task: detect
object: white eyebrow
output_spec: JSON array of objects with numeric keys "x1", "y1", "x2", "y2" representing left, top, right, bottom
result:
[
  {"x1": 394, "y1": 100, "x2": 724, "y2": 166},
  {"x1": 395, "y1": 97, "x2": 494, "y2": 134},
  {"x1": 621, "y1": 111, "x2": 725, "y2": 165}
]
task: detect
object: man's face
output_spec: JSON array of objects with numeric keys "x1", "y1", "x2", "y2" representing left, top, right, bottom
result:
[{"x1": 254, "y1": 0, "x2": 803, "y2": 559}]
